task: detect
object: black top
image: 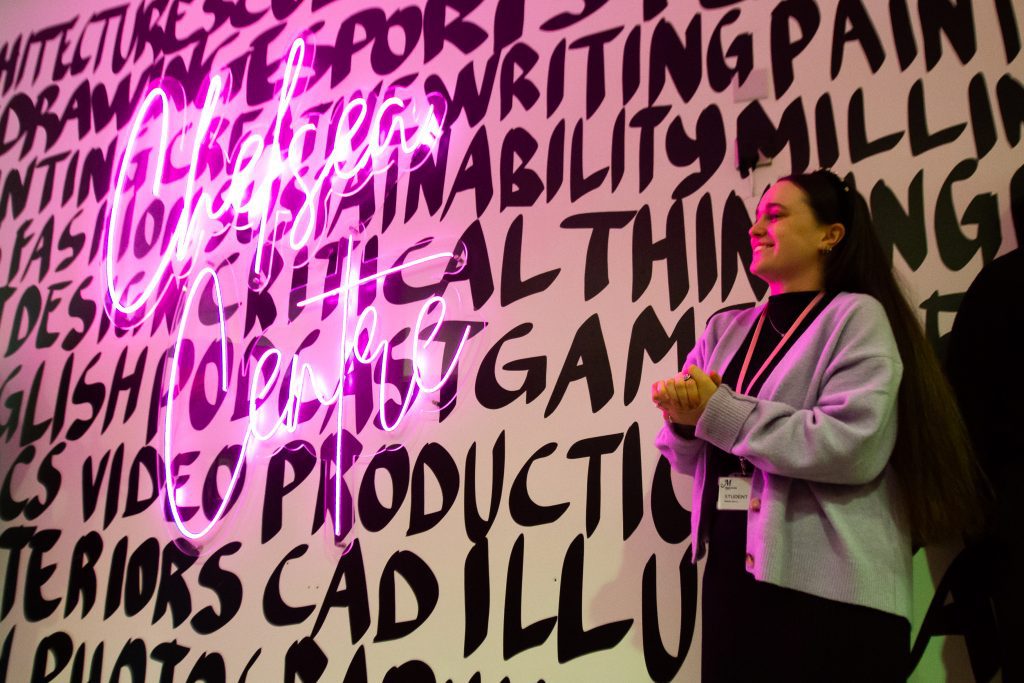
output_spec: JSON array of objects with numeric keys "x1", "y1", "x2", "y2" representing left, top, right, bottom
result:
[{"x1": 698, "y1": 290, "x2": 834, "y2": 543}]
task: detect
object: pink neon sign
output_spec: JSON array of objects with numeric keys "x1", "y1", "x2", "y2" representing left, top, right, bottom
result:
[
  {"x1": 104, "y1": 37, "x2": 472, "y2": 547},
  {"x1": 105, "y1": 36, "x2": 447, "y2": 327}
]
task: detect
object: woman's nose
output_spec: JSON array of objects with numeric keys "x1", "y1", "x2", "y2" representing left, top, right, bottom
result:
[{"x1": 749, "y1": 219, "x2": 764, "y2": 236}]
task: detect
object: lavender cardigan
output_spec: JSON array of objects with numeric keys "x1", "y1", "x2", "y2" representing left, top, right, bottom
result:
[{"x1": 655, "y1": 292, "x2": 912, "y2": 619}]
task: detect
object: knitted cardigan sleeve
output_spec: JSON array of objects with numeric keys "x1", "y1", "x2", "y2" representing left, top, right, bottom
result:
[
  {"x1": 654, "y1": 314, "x2": 716, "y2": 476},
  {"x1": 694, "y1": 296, "x2": 903, "y2": 485}
]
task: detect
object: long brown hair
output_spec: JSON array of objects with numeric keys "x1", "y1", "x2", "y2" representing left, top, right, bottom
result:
[{"x1": 783, "y1": 169, "x2": 987, "y2": 545}]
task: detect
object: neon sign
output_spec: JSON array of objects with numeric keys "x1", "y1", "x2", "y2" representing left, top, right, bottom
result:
[
  {"x1": 105, "y1": 37, "x2": 447, "y2": 326},
  {"x1": 104, "y1": 37, "x2": 473, "y2": 549}
]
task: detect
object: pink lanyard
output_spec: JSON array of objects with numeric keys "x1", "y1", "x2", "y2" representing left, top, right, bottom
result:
[{"x1": 736, "y1": 291, "x2": 825, "y2": 396}]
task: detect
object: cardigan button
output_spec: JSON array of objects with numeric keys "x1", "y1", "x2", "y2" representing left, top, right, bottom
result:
[
  {"x1": 749, "y1": 497, "x2": 761, "y2": 512},
  {"x1": 745, "y1": 553, "x2": 755, "y2": 570}
]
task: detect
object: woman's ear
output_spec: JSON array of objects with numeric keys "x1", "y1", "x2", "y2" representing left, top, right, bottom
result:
[{"x1": 823, "y1": 222, "x2": 845, "y2": 250}]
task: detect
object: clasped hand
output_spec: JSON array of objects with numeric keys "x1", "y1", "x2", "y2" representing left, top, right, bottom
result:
[{"x1": 651, "y1": 365, "x2": 722, "y2": 426}]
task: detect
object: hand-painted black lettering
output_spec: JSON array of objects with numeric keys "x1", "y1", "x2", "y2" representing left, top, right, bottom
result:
[
  {"x1": 848, "y1": 89, "x2": 903, "y2": 162},
  {"x1": 403, "y1": 130, "x2": 450, "y2": 223},
  {"x1": 650, "y1": 457, "x2": 689, "y2": 544},
  {"x1": 736, "y1": 98, "x2": 810, "y2": 177},
  {"x1": 707, "y1": 9, "x2": 751, "y2": 93},
  {"x1": 547, "y1": 39, "x2": 566, "y2": 117},
  {"x1": 124, "y1": 445, "x2": 159, "y2": 518},
  {"x1": 500, "y1": 128, "x2": 542, "y2": 209},
  {"x1": 264, "y1": 544, "x2": 316, "y2": 626},
  {"x1": 560, "y1": 210, "x2": 633, "y2": 300},
  {"x1": 408, "y1": 442, "x2": 459, "y2": 535},
  {"x1": 908, "y1": 79, "x2": 966, "y2": 155},
  {"x1": 25, "y1": 528, "x2": 62, "y2": 621},
  {"x1": 624, "y1": 307, "x2": 695, "y2": 405},
  {"x1": 0, "y1": 526, "x2": 34, "y2": 620},
  {"x1": 192, "y1": 541, "x2": 242, "y2": 634},
  {"x1": 358, "y1": 446, "x2": 410, "y2": 532},
  {"x1": 621, "y1": 423, "x2": 643, "y2": 541},
  {"x1": 500, "y1": 215, "x2": 559, "y2": 306},
  {"x1": 649, "y1": 17, "x2": 702, "y2": 105},
  {"x1": 151, "y1": 640, "x2": 190, "y2": 683},
  {"x1": 263, "y1": 447, "x2": 316, "y2": 544},
  {"x1": 64, "y1": 531, "x2": 102, "y2": 618},
  {"x1": 201, "y1": 445, "x2": 246, "y2": 522},
  {"x1": 770, "y1": 0, "x2": 819, "y2": 99},
  {"x1": 311, "y1": 539, "x2": 371, "y2": 642},
  {"x1": 463, "y1": 539, "x2": 490, "y2": 655},
  {"x1": 500, "y1": 43, "x2": 539, "y2": 119},
  {"x1": 474, "y1": 323, "x2": 544, "y2": 409},
  {"x1": 370, "y1": 7, "x2": 423, "y2": 76},
  {"x1": 123, "y1": 536, "x2": 159, "y2": 617},
  {"x1": 108, "y1": 639, "x2": 147, "y2": 683},
  {"x1": 375, "y1": 550, "x2": 439, "y2": 641},
  {"x1": 102, "y1": 346, "x2": 147, "y2": 433},
  {"x1": 425, "y1": 54, "x2": 499, "y2": 128},
  {"x1": 545, "y1": 119, "x2": 564, "y2": 201},
  {"x1": 464, "y1": 433, "x2": 505, "y2": 543},
  {"x1": 641, "y1": 547, "x2": 697, "y2": 680},
  {"x1": 632, "y1": 203, "x2": 687, "y2": 310},
  {"x1": 21, "y1": 365, "x2": 51, "y2": 447},
  {"x1": 919, "y1": 0, "x2": 976, "y2": 69},
  {"x1": 423, "y1": 0, "x2": 488, "y2": 63},
  {"x1": 285, "y1": 637, "x2": 328, "y2": 682},
  {"x1": 29, "y1": 631, "x2": 72, "y2": 683},
  {"x1": 566, "y1": 432, "x2": 623, "y2": 537},
  {"x1": 446, "y1": 220, "x2": 494, "y2": 308},
  {"x1": 569, "y1": 118, "x2": 609, "y2": 200},
  {"x1": 152, "y1": 540, "x2": 197, "y2": 627},
  {"x1": 540, "y1": 0, "x2": 609, "y2": 32},
  {"x1": 968, "y1": 74, "x2": 997, "y2": 159},
  {"x1": 442, "y1": 125, "x2": 493, "y2": 218},
  {"x1": 502, "y1": 534, "x2": 555, "y2": 658},
  {"x1": 556, "y1": 535, "x2": 632, "y2": 662},
  {"x1": 570, "y1": 27, "x2": 622, "y2": 119},
  {"x1": 509, "y1": 442, "x2": 567, "y2": 526},
  {"x1": 814, "y1": 93, "x2": 840, "y2": 169},
  {"x1": 493, "y1": 0, "x2": 525, "y2": 52},
  {"x1": 935, "y1": 159, "x2": 1001, "y2": 271},
  {"x1": 544, "y1": 314, "x2": 613, "y2": 417},
  {"x1": 871, "y1": 172, "x2": 927, "y2": 270},
  {"x1": 630, "y1": 106, "x2": 669, "y2": 193},
  {"x1": 831, "y1": 0, "x2": 885, "y2": 80},
  {"x1": 997, "y1": 74, "x2": 1024, "y2": 146}
]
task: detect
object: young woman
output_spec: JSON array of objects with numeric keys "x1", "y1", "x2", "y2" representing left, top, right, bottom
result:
[{"x1": 652, "y1": 170, "x2": 982, "y2": 682}]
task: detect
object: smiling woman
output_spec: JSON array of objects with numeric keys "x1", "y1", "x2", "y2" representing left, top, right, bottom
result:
[
  {"x1": 749, "y1": 179, "x2": 845, "y2": 295},
  {"x1": 653, "y1": 168, "x2": 985, "y2": 682}
]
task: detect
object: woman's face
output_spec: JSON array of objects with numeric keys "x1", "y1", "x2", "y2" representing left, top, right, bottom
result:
[{"x1": 749, "y1": 180, "x2": 835, "y2": 293}]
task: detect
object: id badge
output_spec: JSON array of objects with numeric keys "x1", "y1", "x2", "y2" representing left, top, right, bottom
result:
[{"x1": 717, "y1": 476, "x2": 752, "y2": 510}]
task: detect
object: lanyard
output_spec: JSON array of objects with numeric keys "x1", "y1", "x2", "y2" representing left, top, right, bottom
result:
[{"x1": 736, "y1": 291, "x2": 825, "y2": 396}]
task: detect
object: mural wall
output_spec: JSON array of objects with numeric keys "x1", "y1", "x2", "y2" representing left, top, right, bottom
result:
[{"x1": 1, "y1": 0, "x2": 1020, "y2": 680}]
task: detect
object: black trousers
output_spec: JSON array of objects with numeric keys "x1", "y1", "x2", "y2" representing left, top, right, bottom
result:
[{"x1": 701, "y1": 511, "x2": 910, "y2": 683}]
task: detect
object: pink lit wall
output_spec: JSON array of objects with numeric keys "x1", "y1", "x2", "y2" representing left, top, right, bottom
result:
[{"x1": 0, "y1": 0, "x2": 1020, "y2": 680}]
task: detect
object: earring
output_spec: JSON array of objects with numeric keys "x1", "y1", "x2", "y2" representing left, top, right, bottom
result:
[{"x1": 822, "y1": 245, "x2": 833, "y2": 255}]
